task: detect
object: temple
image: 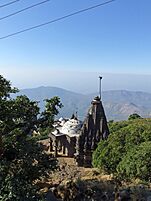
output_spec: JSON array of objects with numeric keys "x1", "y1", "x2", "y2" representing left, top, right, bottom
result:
[
  {"x1": 49, "y1": 115, "x2": 82, "y2": 158},
  {"x1": 75, "y1": 96, "x2": 109, "y2": 167},
  {"x1": 49, "y1": 78, "x2": 109, "y2": 167}
]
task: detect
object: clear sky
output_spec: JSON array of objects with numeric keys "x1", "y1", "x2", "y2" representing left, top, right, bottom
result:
[{"x1": 0, "y1": 0, "x2": 151, "y2": 92}]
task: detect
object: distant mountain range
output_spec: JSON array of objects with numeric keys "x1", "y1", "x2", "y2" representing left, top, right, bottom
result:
[{"x1": 14, "y1": 86, "x2": 151, "y2": 121}]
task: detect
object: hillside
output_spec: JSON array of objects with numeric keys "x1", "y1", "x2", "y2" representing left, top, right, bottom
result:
[
  {"x1": 14, "y1": 87, "x2": 151, "y2": 121},
  {"x1": 14, "y1": 86, "x2": 90, "y2": 119}
]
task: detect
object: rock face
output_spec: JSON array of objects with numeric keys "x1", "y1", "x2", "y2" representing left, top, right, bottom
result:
[{"x1": 75, "y1": 96, "x2": 109, "y2": 167}]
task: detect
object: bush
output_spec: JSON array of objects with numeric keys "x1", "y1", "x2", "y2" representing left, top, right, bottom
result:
[
  {"x1": 128, "y1": 113, "x2": 142, "y2": 120},
  {"x1": 117, "y1": 141, "x2": 151, "y2": 181},
  {"x1": 93, "y1": 119, "x2": 151, "y2": 181},
  {"x1": 0, "y1": 129, "x2": 57, "y2": 201}
]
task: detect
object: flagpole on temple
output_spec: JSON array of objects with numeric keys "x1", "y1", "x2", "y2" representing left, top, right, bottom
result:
[{"x1": 99, "y1": 76, "x2": 102, "y2": 100}]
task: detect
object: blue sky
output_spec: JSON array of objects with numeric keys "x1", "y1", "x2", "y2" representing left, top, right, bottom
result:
[{"x1": 0, "y1": 0, "x2": 151, "y2": 92}]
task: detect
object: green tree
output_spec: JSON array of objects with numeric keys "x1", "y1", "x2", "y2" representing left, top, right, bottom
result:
[
  {"x1": 128, "y1": 113, "x2": 142, "y2": 120},
  {"x1": 0, "y1": 75, "x2": 18, "y2": 154},
  {"x1": 93, "y1": 118, "x2": 151, "y2": 181},
  {"x1": 0, "y1": 95, "x2": 39, "y2": 136},
  {"x1": 93, "y1": 128, "x2": 127, "y2": 173},
  {"x1": 38, "y1": 97, "x2": 63, "y2": 136},
  {"x1": 0, "y1": 129, "x2": 57, "y2": 201},
  {"x1": 0, "y1": 75, "x2": 18, "y2": 99},
  {"x1": 117, "y1": 141, "x2": 151, "y2": 181},
  {"x1": 0, "y1": 75, "x2": 62, "y2": 200}
]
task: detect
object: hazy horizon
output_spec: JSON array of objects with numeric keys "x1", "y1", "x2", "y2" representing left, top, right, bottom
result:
[{"x1": 2, "y1": 69, "x2": 151, "y2": 94}]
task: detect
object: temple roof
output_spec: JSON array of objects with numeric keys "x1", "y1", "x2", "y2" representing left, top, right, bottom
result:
[
  {"x1": 81, "y1": 96, "x2": 109, "y2": 140},
  {"x1": 60, "y1": 118, "x2": 82, "y2": 136},
  {"x1": 51, "y1": 117, "x2": 82, "y2": 137},
  {"x1": 51, "y1": 96, "x2": 109, "y2": 140}
]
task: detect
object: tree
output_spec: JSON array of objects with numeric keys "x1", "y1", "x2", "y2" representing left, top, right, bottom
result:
[
  {"x1": 0, "y1": 129, "x2": 57, "y2": 201},
  {"x1": 93, "y1": 118, "x2": 151, "y2": 181},
  {"x1": 93, "y1": 128, "x2": 127, "y2": 173},
  {"x1": 117, "y1": 141, "x2": 151, "y2": 181},
  {"x1": 128, "y1": 113, "x2": 142, "y2": 120},
  {"x1": 0, "y1": 95, "x2": 40, "y2": 136},
  {"x1": 39, "y1": 97, "x2": 63, "y2": 132},
  {"x1": 0, "y1": 75, "x2": 62, "y2": 200},
  {"x1": 0, "y1": 75, "x2": 18, "y2": 155},
  {"x1": 0, "y1": 75, "x2": 18, "y2": 99}
]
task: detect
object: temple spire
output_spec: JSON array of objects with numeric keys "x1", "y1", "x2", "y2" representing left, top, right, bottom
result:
[{"x1": 99, "y1": 76, "x2": 102, "y2": 100}]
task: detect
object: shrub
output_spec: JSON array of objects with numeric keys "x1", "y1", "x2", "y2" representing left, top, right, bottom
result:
[{"x1": 93, "y1": 119, "x2": 151, "y2": 181}]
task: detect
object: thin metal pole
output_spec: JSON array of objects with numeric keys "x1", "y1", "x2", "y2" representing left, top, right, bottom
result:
[{"x1": 99, "y1": 76, "x2": 102, "y2": 100}]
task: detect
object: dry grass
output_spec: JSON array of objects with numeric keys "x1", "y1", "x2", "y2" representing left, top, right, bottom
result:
[{"x1": 36, "y1": 156, "x2": 151, "y2": 200}]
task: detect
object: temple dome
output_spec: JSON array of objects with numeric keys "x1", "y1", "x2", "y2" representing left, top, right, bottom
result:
[{"x1": 61, "y1": 118, "x2": 82, "y2": 135}]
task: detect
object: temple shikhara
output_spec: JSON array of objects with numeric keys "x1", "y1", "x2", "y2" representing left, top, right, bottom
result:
[{"x1": 49, "y1": 77, "x2": 109, "y2": 167}]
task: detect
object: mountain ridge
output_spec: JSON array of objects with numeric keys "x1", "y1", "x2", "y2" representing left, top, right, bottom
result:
[{"x1": 14, "y1": 86, "x2": 151, "y2": 121}]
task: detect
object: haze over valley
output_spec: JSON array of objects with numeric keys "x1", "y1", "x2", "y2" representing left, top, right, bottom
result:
[{"x1": 14, "y1": 86, "x2": 151, "y2": 121}]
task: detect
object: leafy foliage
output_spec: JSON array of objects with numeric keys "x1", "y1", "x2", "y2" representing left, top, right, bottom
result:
[
  {"x1": 128, "y1": 113, "x2": 142, "y2": 120},
  {"x1": 39, "y1": 97, "x2": 63, "y2": 132},
  {"x1": 93, "y1": 118, "x2": 151, "y2": 181},
  {"x1": 0, "y1": 129, "x2": 57, "y2": 201},
  {"x1": 0, "y1": 75, "x2": 18, "y2": 100},
  {"x1": 117, "y1": 141, "x2": 151, "y2": 181},
  {"x1": 0, "y1": 95, "x2": 39, "y2": 136},
  {"x1": 0, "y1": 75, "x2": 62, "y2": 200}
]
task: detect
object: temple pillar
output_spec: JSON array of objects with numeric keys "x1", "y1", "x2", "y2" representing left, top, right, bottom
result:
[
  {"x1": 54, "y1": 139, "x2": 58, "y2": 157},
  {"x1": 63, "y1": 146, "x2": 66, "y2": 155},
  {"x1": 83, "y1": 151, "x2": 92, "y2": 167},
  {"x1": 49, "y1": 138, "x2": 53, "y2": 152}
]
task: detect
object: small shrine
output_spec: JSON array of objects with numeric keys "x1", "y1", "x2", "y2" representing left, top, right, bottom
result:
[{"x1": 49, "y1": 115, "x2": 82, "y2": 157}]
